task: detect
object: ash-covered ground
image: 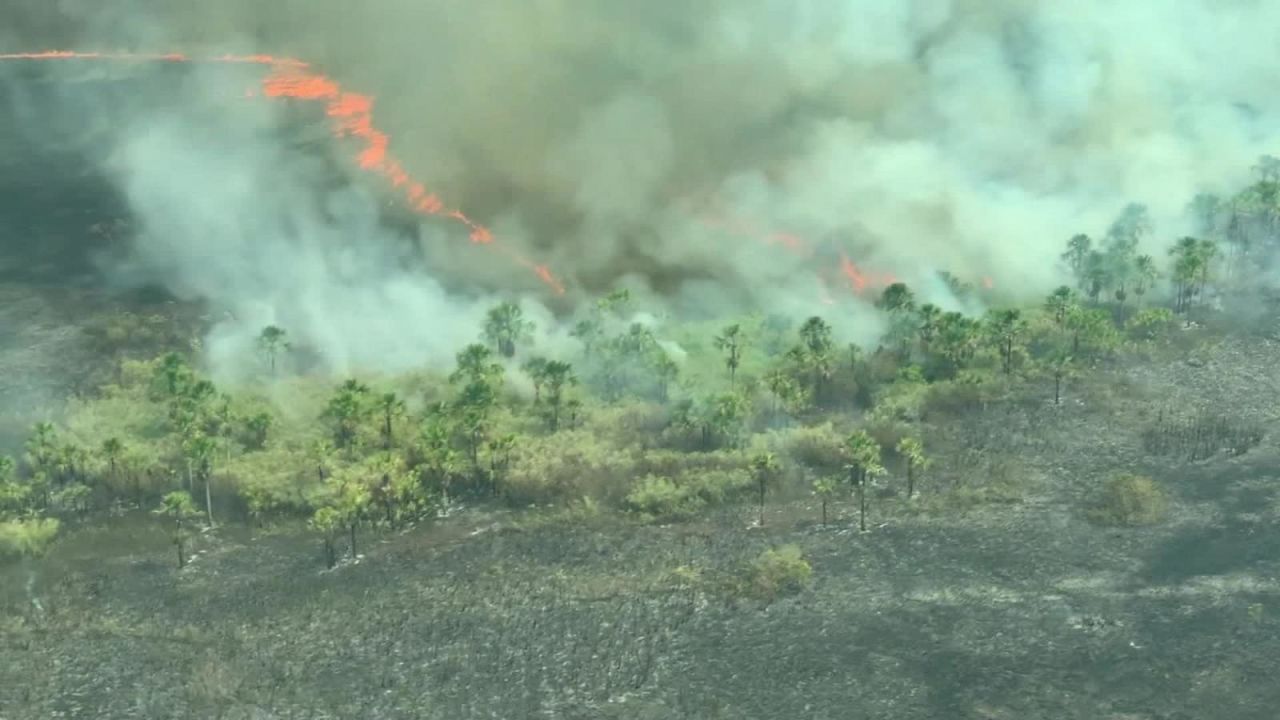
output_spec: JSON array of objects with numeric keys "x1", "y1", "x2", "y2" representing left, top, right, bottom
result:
[{"x1": 4, "y1": 334, "x2": 1280, "y2": 720}]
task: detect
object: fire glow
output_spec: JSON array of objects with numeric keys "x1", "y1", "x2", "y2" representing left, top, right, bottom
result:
[
  {"x1": 1, "y1": 50, "x2": 949, "y2": 304},
  {"x1": 0, "y1": 50, "x2": 566, "y2": 295}
]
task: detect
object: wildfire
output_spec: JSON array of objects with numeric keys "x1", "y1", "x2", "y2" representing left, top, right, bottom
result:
[
  {"x1": 0, "y1": 50, "x2": 566, "y2": 295},
  {"x1": 695, "y1": 203, "x2": 899, "y2": 303},
  {"x1": 3, "y1": 50, "x2": 985, "y2": 305}
]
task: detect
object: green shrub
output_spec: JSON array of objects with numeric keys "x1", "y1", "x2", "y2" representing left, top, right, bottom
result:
[
  {"x1": 623, "y1": 475, "x2": 704, "y2": 521},
  {"x1": 1088, "y1": 473, "x2": 1167, "y2": 526},
  {"x1": 778, "y1": 423, "x2": 845, "y2": 474},
  {"x1": 737, "y1": 544, "x2": 812, "y2": 600},
  {"x1": 507, "y1": 430, "x2": 637, "y2": 505},
  {"x1": 0, "y1": 518, "x2": 61, "y2": 559},
  {"x1": 870, "y1": 375, "x2": 929, "y2": 423},
  {"x1": 1127, "y1": 308, "x2": 1177, "y2": 342},
  {"x1": 634, "y1": 449, "x2": 746, "y2": 478},
  {"x1": 683, "y1": 469, "x2": 752, "y2": 506},
  {"x1": 923, "y1": 370, "x2": 997, "y2": 418},
  {"x1": 590, "y1": 400, "x2": 670, "y2": 447}
]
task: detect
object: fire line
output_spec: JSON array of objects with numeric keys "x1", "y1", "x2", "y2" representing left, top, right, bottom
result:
[
  {"x1": 0, "y1": 50, "x2": 567, "y2": 295},
  {"x1": 2, "y1": 50, "x2": 951, "y2": 304}
]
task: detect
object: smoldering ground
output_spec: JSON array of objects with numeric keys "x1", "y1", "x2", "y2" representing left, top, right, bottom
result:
[{"x1": 1, "y1": 0, "x2": 1279, "y2": 375}]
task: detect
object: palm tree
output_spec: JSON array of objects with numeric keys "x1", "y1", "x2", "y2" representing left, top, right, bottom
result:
[
  {"x1": 1044, "y1": 286, "x2": 1077, "y2": 326},
  {"x1": 705, "y1": 392, "x2": 749, "y2": 450},
  {"x1": 453, "y1": 380, "x2": 497, "y2": 472},
  {"x1": 154, "y1": 491, "x2": 199, "y2": 568},
  {"x1": 310, "y1": 506, "x2": 342, "y2": 569},
  {"x1": 100, "y1": 437, "x2": 124, "y2": 491},
  {"x1": 876, "y1": 282, "x2": 916, "y2": 314},
  {"x1": 256, "y1": 325, "x2": 289, "y2": 375},
  {"x1": 1047, "y1": 350, "x2": 1074, "y2": 405},
  {"x1": 332, "y1": 475, "x2": 371, "y2": 559},
  {"x1": 762, "y1": 367, "x2": 793, "y2": 424},
  {"x1": 1196, "y1": 238, "x2": 1218, "y2": 298},
  {"x1": 323, "y1": 379, "x2": 371, "y2": 450},
  {"x1": 843, "y1": 430, "x2": 884, "y2": 533},
  {"x1": 749, "y1": 451, "x2": 780, "y2": 526},
  {"x1": 713, "y1": 324, "x2": 745, "y2": 389},
  {"x1": 917, "y1": 303, "x2": 942, "y2": 353},
  {"x1": 1082, "y1": 251, "x2": 1109, "y2": 304},
  {"x1": 183, "y1": 433, "x2": 218, "y2": 526},
  {"x1": 569, "y1": 318, "x2": 603, "y2": 359},
  {"x1": 651, "y1": 351, "x2": 678, "y2": 403},
  {"x1": 482, "y1": 301, "x2": 534, "y2": 358},
  {"x1": 542, "y1": 360, "x2": 576, "y2": 432},
  {"x1": 795, "y1": 316, "x2": 834, "y2": 403},
  {"x1": 813, "y1": 476, "x2": 839, "y2": 527},
  {"x1": 1132, "y1": 255, "x2": 1158, "y2": 306},
  {"x1": 486, "y1": 434, "x2": 517, "y2": 498},
  {"x1": 521, "y1": 357, "x2": 549, "y2": 404},
  {"x1": 309, "y1": 438, "x2": 335, "y2": 484},
  {"x1": 155, "y1": 352, "x2": 192, "y2": 398},
  {"x1": 986, "y1": 309, "x2": 1028, "y2": 375},
  {"x1": 375, "y1": 392, "x2": 406, "y2": 450},
  {"x1": 1169, "y1": 237, "x2": 1204, "y2": 313},
  {"x1": 936, "y1": 312, "x2": 980, "y2": 371},
  {"x1": 415, "y1": 414, "x2": 459, "y2": 503},
  {"x1": 1224, "y1": 204, "x2": 1250, "y2": 278},
  {"x1": 1062, "y1": 233, "x2": 1092, "y2": 285},
  {"x1": 895, "y1": 437, "x2": 929, "y2": 499},
  {"x1": 25, "y1": 421, "x2": 58, "y2": 477},
  {"x1": 450, "y1": 343, "x2": 502, "y2": 386}
]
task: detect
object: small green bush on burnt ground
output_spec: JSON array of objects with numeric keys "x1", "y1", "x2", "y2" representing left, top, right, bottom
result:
[
  {"x1": 0, "y1": 518, "x2": 61, "y2": 559},
  {"x1": 727, "y1": 544, "x2": 812, "y2": 601},
  {"x1": 1127, "y1": 307, "x2": 1179, "y2": 342},
  {"x1": 623, "y1": 470, "x2": 753, "y2": 523},
  {"x1": 1087, "y1": 473, "x2": 1168, "y2": 527}
]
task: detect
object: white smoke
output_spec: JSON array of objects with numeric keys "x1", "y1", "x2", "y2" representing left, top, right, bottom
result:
[
  {"x1": 5, "y1": 0, "x2": 1280, "y2": 374},
  {"x1": 97, "y1": 64, "x2": 497, "y2": 379}
]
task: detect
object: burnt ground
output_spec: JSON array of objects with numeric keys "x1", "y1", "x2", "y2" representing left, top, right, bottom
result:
[{"x1": 3, "y1": 332, "x2": 1280, "y2": 719}]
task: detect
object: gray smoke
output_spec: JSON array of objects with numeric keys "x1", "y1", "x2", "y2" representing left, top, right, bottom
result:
[{"x1": 3, "y1": 0, "x2": 1279, "y2": 373}]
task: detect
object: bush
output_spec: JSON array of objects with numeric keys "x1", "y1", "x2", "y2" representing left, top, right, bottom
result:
[
  {"x1": 590, "y1": 400, "x2": 670, "y2": 448},
  {"x1": 1088, "y1": 473, "x2": 1167, "y2": 526},
  {"x1": 623, "y1": 475, "x2": 704, "y2": 522},
  {"x1": 683, "y1": 469, "x2": 752, "y2": 506},
  {"x1": 0, "y1": 518, "x2": 61, "y2": 559},
  {"x1": 737, "y1": 545, "x2": 812, "y2": 601},
  {"x1": 778, "y1": 423, "x2": 846, "y2": 475},
  {"x1": 506, "y1": 431, "x2": 637, "y2": 505},
  {"x1": 1127, "y1": 308, "x2": 1177, "y2": 342},
  {"x1": 870, "y1": 375, "x2": 929, "y2": 423},
  {"x1": 923, "y1": 370, "x2": 997, "y2": 418},
  {"x1": 634, "y1": 449, "x2": 746, "y2": 478}
]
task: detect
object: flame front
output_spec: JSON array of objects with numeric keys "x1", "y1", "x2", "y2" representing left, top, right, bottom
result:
[
  {"x1": 1, "y1": 50, "x2": 985, "y2": 304},
  {"x1": 0, "y1": 50, "x2": 565, "y2": 295}
]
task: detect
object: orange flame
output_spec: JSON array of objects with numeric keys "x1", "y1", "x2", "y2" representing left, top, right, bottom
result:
[
  {"x1": 838, "y1": 252, "x2": 869, "y2": 292},
  {"x1": 0, "y1": 50, "x2": 565, "y2": 295}
]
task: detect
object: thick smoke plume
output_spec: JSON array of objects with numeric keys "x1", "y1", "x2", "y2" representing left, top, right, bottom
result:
[{"x1": 3, "y1": 0, "x2": 1280, "y2": 374}]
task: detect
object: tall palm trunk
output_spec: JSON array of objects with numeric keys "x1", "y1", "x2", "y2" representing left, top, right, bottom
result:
[{"x1": 203, "y1": 463, "x2": 215, "y2": 527}]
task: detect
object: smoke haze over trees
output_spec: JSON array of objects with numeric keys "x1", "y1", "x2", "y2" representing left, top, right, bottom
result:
[{"x1": 3, "y1": 0, "x2": 1280, "y2": 375}]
